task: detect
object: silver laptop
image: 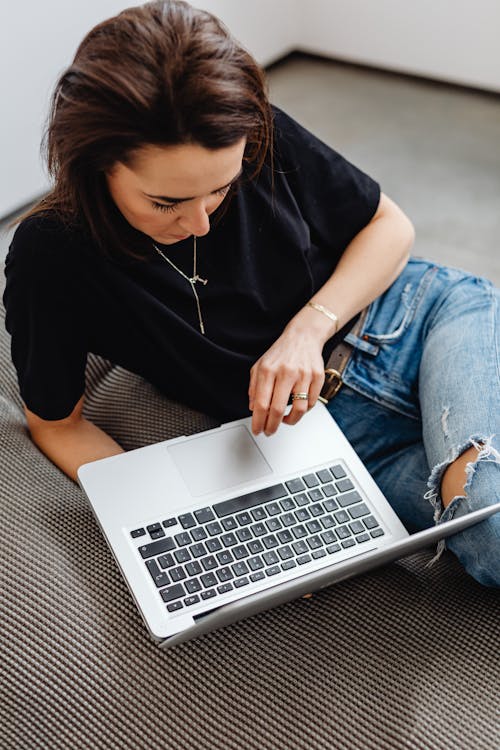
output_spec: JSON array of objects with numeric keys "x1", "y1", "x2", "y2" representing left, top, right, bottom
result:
[{"x1": 77, "y1": 402, "x2": 500, "y2": 649}]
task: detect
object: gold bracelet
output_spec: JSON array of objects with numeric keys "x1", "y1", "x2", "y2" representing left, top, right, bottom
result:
[{"x1": 307, "y1": 301, "x2": 339, "y2": 332}]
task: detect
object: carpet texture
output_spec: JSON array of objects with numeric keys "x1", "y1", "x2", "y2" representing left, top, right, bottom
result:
[{"x1": 1, "y1": 273, "x2": 499, "y2": 750}]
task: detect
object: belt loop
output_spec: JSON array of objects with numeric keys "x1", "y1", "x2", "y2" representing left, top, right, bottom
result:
[{"x1": 319, "y1": 306, "x2": 369, "y2": 403}]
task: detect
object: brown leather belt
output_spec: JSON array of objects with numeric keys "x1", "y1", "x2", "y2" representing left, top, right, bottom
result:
[{"x1": 319, "y1": 306, "x2": 369, "y2": 403}]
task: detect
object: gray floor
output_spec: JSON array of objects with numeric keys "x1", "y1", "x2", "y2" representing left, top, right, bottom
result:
[{"x1": 2, "y1": 54, "x2": 500, "y2": 284}]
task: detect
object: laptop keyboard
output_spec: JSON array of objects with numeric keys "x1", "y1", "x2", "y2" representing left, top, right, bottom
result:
[{"x1": 130, "y1": 463, "x2": 385, "y2": 614}]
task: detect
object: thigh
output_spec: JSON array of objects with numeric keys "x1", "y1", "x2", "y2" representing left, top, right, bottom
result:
[{"x1": 327, "y1": 386, "x2": 434, "y2": 532}]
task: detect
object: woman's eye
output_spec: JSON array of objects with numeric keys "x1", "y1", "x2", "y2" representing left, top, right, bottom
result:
[
  {"x1": 215, "y1": 185, "x2": 231, "y2": 197},
  {"x1": 151, "y1": 201, "x2": 177, "y2": 213}
]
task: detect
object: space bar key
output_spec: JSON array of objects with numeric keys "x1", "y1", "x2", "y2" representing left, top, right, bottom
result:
[{"x1": 213, "y1": 483, "x2": 288, "y2": 517}]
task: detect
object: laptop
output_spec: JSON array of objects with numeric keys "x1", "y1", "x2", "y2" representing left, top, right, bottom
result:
[{"x1": 77, "y1": 402, "x2": 500, "y2": 649}]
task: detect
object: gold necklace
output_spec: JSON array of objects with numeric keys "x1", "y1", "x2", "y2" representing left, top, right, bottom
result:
[{"x1": 153, "y1": 236, "x2": 208, "y2": 335}]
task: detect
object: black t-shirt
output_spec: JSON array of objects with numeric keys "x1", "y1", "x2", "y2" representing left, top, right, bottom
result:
[{"x1": 3, "y1": 106, "x2": 380, "y2": 422}]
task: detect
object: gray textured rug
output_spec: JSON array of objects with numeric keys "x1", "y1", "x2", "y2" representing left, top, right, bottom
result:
[{"x1": 1, "y1": 273, "x2": 499, "y2": 750}]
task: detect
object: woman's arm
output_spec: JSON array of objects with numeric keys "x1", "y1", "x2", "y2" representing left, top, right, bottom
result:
[
  {"x1": 25, "y1": 395, "x2": 125, "y2": 483},
  {"x1": 248, "y1": 192, "x2": 415, "y2": 436}
]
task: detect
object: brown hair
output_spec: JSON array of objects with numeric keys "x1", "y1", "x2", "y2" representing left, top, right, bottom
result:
[{"x1": 15, "y1": 0, "x2": 273, "y2": 261}]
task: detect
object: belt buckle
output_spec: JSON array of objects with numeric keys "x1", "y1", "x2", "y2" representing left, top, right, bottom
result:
[{"x1": 321, "y1": 368, "x2": 343, "y2": 401}]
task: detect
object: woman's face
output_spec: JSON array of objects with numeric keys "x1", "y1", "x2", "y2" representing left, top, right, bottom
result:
[{"x1": 105, "y1": 138, "x2": 246, "y2": 245}]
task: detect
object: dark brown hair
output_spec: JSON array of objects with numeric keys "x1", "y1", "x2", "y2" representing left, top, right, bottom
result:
[{"x1": 15, "y1": 0, "x2": 273, "y2": 260}]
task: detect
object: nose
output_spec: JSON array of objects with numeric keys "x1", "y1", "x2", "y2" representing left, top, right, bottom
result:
[{"x1": 179, "y1": 199, "x2": 211, "y2": 237}]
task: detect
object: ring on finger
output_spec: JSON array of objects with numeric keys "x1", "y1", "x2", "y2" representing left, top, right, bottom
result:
[{"x1": 291, "y1": 392, "x2": 309, "y2": 401}]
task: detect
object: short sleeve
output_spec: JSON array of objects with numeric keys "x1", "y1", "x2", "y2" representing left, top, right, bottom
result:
[
  {"x1": 272, "y1": 106, "x2": 381, "y2": 252},
  {"x1": 2, "y1": 215, "x2": 88, "y2": 420}
]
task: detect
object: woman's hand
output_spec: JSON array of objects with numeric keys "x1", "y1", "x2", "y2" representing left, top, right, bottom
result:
[{"x1": 248, "y1": 322, "x2": 328, "y2": 436}]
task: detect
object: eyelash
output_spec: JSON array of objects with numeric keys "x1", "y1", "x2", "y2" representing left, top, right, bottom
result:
[{"x1": 150, "y1": 185, "x2": 232, "y2": 213}]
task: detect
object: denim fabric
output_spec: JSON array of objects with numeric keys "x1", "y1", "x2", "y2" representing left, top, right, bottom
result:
[{"x1": 327, "y1": 256, "x2": 500, "y2": 587}]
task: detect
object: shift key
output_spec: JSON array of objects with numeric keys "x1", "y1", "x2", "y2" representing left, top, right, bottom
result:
[{"x1": 161, "y1": 583, "x2": 185, "y2": 603}]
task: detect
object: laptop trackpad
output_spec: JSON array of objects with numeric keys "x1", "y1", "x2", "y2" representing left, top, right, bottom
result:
[{"x1": 167, "y1": 425, "x2": 273, "y2": 497}]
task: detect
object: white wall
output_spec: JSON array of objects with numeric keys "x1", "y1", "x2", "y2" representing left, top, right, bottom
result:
[{"x1": 2, "y1": 0, "x2": 499, "y2": 218}]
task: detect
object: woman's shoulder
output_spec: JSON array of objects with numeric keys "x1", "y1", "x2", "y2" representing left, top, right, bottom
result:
[{"x1": 8, "y1": 211, "x2": 86, "y2": 270}]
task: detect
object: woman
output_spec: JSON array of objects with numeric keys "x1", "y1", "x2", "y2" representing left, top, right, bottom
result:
[{"x1": 3, "y1": 0, "x2": 499, "y2": 587}]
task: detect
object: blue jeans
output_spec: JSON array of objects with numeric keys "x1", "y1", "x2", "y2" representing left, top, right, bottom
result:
[{"x1": 327, "y1": 256, "x2": 500, "y2": 587}]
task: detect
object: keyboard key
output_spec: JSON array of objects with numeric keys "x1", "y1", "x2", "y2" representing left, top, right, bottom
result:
[
  {"x1": 251, "y1": 522, "x2": 267, "y2": 537},
  {"x1": 282, "y1": 560, "x2": 296, "y2": 570},
  {"x1": 330, "y1": 465, "x2": 347, "y2": 479},
  {"x1": 306, "y1": 535, "x2": 322, "y2": 550},
  {"x1": 337, "y1": 491, "x2": 363, "y2": 508},
  {"x1": 266, "y1": 502, "x2": 281, "y2": 516},
  {"x1": 235, "y1": 512, "x2": 252, "y2": 526},
  {"x1": 278, "y1": 545, "x2": 294, "y2": 560},
  {"x1": 163, "y1": 518, "x2": 177, "y2": 528},
  {"x1": 232, "y1": 561, "x2": 249, "y2": 577},
  {"x1": 349, "y1": 503, "x2": 370, "y2": 519},
  {"x1": 266, "y1": 518, "x2": 282, "y2": 532},
  {"x1": 277, "y1": 530, "x2": 293, "y2": 544},
  {"x1": 201, "y1": 555, "x2": 218, "y2": 570},
  {"x1": 306, "y1": 520, "x2": 322, "y2": 534},
  {"x1": 139, "y1": 537, "x2": 175, "y2": 559},
  {"x1": 158, "y1": 553, "x2": 175, "y2": 569},
  {"x1": 349, "y1": 521, "x2": 365, "y2": 535},
  {"x1": 248, "y1": 556, "x2": 264, "y2": 571},
  {"x1": 263, "y1": 551, "x2": 279, "y2": 566},
  {"x1": 364, "y1": 516, "x2": 379, "y2": 529},
  {"x1": 234, "y1": 577, "x2": 250, "y2": 587},
  {"x1": 286, "y1": 478, "x2": 306, "y2": 493},
  {"x1": 185, "y1": 578, "x2": 202, "y2": 593},
  {"x1": 303, "y1": 473, "x2": 320, "y2": 488},
  {"x1": 174, "y1": 548, "x2": 191, "y2": 564},
  {"x1": 336, "y1": 526, "x2": 351, "y2": 540},
  {"x1": 221, "y1": 532, "x2": 238, "y2": 547},
  {"x1": 185, "y1": 561, "x2": 202, "y2": 576},
  {"x1": 297, "y1": 554, "x2": 312, "y2": 565},
  {"x1": 250, "y1": 571, "x2": 266, "y2": 582},
  {"x1": 191, "y1": 527, "x2": 208, "y2": 541},
  {"x1": 161, "y1": 583, "x2": 185, "y2": 602},
  {"x1": 265, "y1": 566, "x2": 281, "y2": 576},
  {"x1": 262, "y1": 534, "x2": 278, "y2": 549},
  {"x1": 236, "y1": 528, "x2": 253, "y2": 542},
  {"x1": 248, "y1": 540, "x2": 264, "y2": 554},
  {"x1": 145, "y1": 560, "x2": 170, "y2": 588},
  {"x1": 371, "y1": 528, "x2": 385, "y2": 538},
  {"x1": 170, "y1": 566, "x2": 187, "y2": 582},
  {"x1": 308, "y1": 489, "x2": 324, "y2": 502},
  {"x1": 178, "y1": 513, "x2": 196, "y2": 529},
  {"x1": 201, "y1": 572, "x2": 218, "y2": 587},
  {"x1": 295, "y1": 493, "x2": 310, "y2": 507},
  {"x1": 334, "y1": 510, "x2": 350, "y2": 524},
  {"x1": 184, "y1": 595, "x2": 200, "y2": 607},
  {"x1": 174, "y1": 532, "x2": 192, "y2": 547},
  {"x1": 206, "y1": 538, "x2": 222, "y2": 553},
  {"x1": 216, "y1": 550, "x2": 234, "y2": 566},
  {"x1": 281, "y1": 513, "x2": 296, "y2": 527},
  {"x1": 317, "y1": 469, "x2": 332, "y2": 483},
  {"x1": 321, "y1": 515, "x2": 336, "y2": 529},
  {"x1": 292, "y1": 525, "x2": 307, "y2": 539},
  {"x1": 321, "y1": 530, "x2": 337, "y2": 544},
  {"x1": 251, "y1": 507, "x2": 267, "y2": 521},
  {"x1": 356, "y1": 533, "x2": 370, "y2": 543},
  {"x1": 222, "y1": 517, "x2": 238, "y2": 531},
  {"x1": 147, "y1": 522, "x2": 163, "y2": 537},
  {"x1": 295, "y1": 508, "x2": 311, "y2": 522},
  {"x1": 130, "y1": 528, "x2": 146, "y2": 539},
  {"x1": 309, "y1": 503, "x2": 324, "y2": 518},
  {"x1": 342, "y1": 538, "x2": 356, "y2": 549},
  {"x1": 194, "y1": 507, "x2": 215, "y2": 524},
  {"x1": 217, "y1": 583, "x2": 233, "y2": 594},
  {"x1": 216, "y1": 567, "x2": 233, "y2": 582},
  {"x1": 323, "y1": 498, "x2": 339, "y2": 511},
  {"x1": 326, "y1": 543, "x2": 341, "y2": 554},
  {"x1": 312, "y1": 549, "x2": 327, "y2": 559},
  {"x1": 292, "y1": 540, "x2": 308, "y2": 555},
  {"x1": 167, "y1": 601, "x2": 183, "y2": 612},
  {"x1": 323, "y1": 485, "x2": 338, "y2": 500},
  {"x1": 336, "y1": 478, "x2": 355, "y2": 493},
  {"x1": 280, "y1": 497, "x2": 296, "y2": 511},
  {"x1": 201, "y1": 589, "x2": 216, "y2": 600},
  {"x1": 214, "y1": 483, "x2": 287, "y2": 517},
  {"x1": 206, "y1": 522, "x2": 223, "y2": 536},
  {"x1": 233, "y1": 545, "x2": 249, "y2": 560},
  {"x1": 189, "y1": 543, "x2": 207, "y2": 558}
]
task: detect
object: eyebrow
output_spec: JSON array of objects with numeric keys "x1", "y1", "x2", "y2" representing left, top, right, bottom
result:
[{"x1": 143, "y1": 167, "x2": 243, "y2": 204}]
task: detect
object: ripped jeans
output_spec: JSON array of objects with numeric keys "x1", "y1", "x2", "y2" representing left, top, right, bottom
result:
[{"x1": 327, "y1": 256, "x2": 500, "y2": 587}]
